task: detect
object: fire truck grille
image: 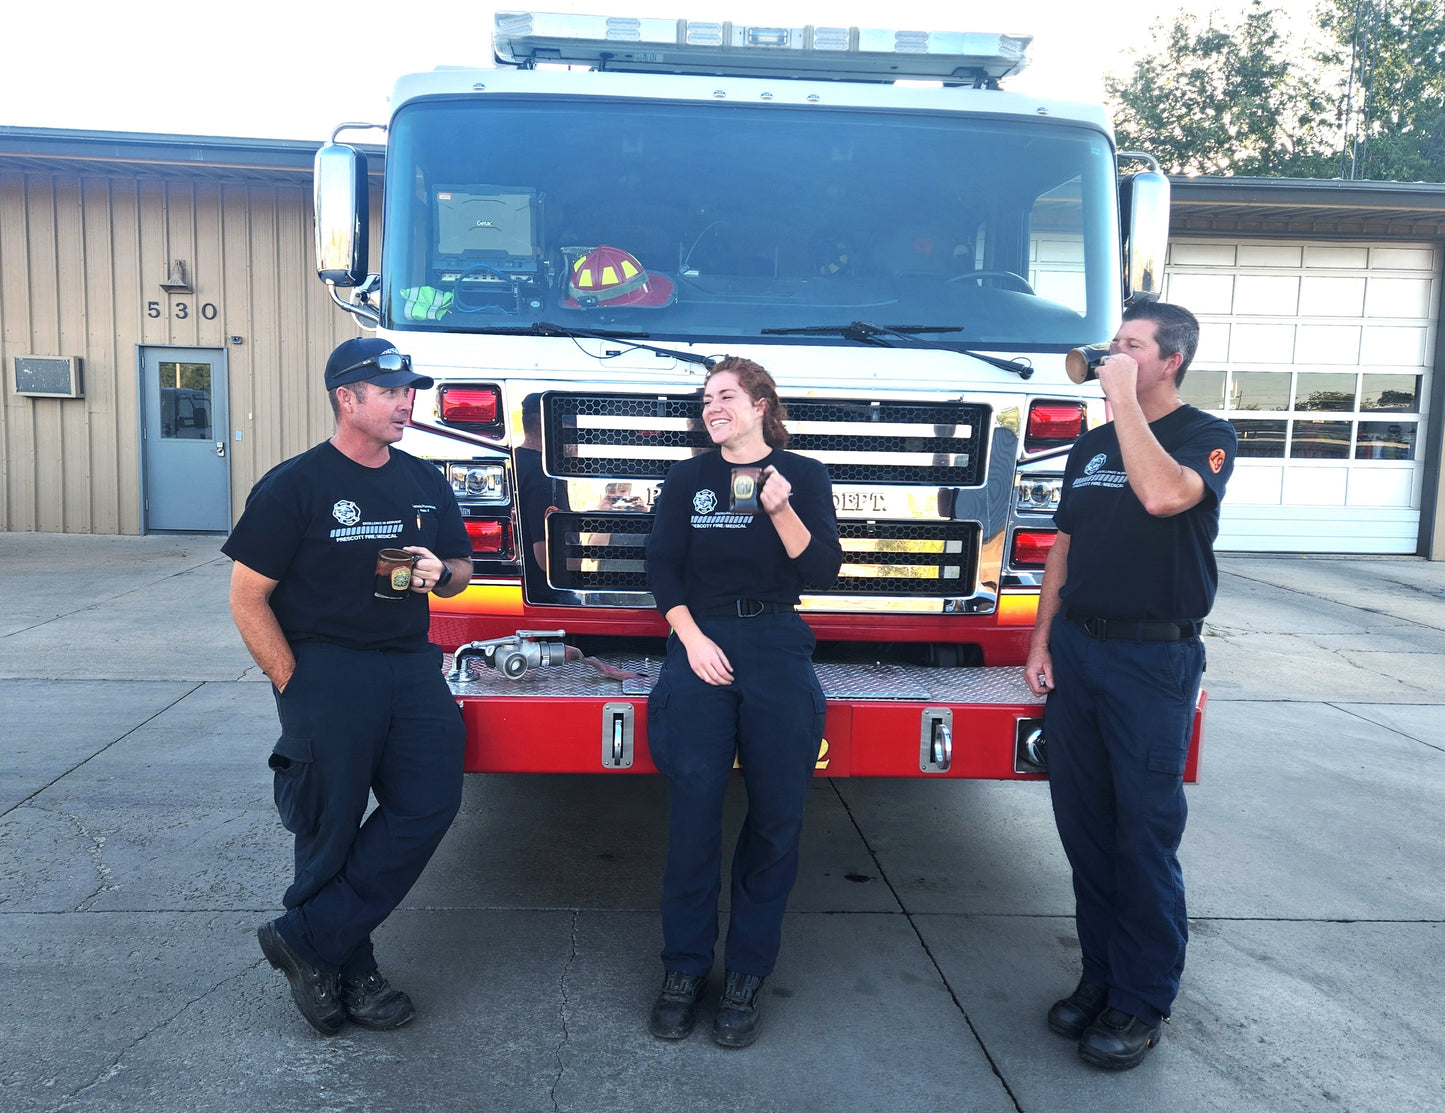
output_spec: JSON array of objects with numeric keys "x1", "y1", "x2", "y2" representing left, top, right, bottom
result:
[
  {"x1": 835, "y1": 520, "x2": 979, "y2": 596},
  {"x1": 546, "y1": 513, "x2": 980, "y2": 598},
  {"x1": 544, "y1": 394, "x2": 988, "y2": 487}
]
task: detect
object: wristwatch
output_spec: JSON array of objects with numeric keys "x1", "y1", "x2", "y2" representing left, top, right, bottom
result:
[{"x1": 434, "y1": 562, "x2": 454, "y2": 591}]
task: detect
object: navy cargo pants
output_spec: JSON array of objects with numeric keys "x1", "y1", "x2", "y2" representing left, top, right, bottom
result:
[
  {"x1": 268, "y1": 641, "x2": 465, "y2": 977},
  {"x1": 1044, "y1": 612, "x2": 1204, "y2": 1026},
  {"x1": 646, "y1": 610, "x2": 827, "y2": 979}
]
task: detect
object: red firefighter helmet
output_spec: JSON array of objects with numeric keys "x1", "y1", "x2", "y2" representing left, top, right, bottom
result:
[{"x1": 564, "y1": 244, "x2": 675, "y2": 309}]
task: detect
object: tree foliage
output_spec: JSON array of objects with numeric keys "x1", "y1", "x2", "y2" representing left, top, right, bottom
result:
[
  {"x1": 1321, "y1": 0, "x2": 1445, "y2": 181},
  {"x1": 1107, "y1": 0, "x2": 1445, "y2": 181},
  {"x1": 1107, "y1": 3, "x2": 1339, "y2": 177}
]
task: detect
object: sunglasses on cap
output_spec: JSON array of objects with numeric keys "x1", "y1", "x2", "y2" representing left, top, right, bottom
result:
[{"x1": 334, "y1": 350, "x2": 413, "y2": 381}]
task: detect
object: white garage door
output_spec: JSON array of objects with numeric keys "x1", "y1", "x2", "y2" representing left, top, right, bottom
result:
[{"x1": 1164, "y1": 239, "x2": 1438, "y2": 554}]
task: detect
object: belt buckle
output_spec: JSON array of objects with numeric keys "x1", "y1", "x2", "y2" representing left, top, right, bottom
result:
[
  {"x1": 736, "y1": 599, "x2": 765, "y2": 618},
  {"x1": 1081, "y1": 615, "x2": 1107, "y2": 640}
]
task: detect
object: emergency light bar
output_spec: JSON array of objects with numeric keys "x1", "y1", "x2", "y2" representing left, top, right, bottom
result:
[{"x1": 493, "y1": 11, "x2": 1031, "y2": 85}]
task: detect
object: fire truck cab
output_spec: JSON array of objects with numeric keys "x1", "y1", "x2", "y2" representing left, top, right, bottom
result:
[{"x1": 312, "y1": 10, "x2": 1192, "y2": 780}]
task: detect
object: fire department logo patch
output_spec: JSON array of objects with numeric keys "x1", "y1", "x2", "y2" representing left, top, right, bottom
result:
[
  {"x1": 332, "y1": 500, "x2": 361, "y2": 526},
  {"x1": 1209, "y1": 448, "x2": 1226, "y2": 474},
  {"x1": 693, "y1": 489, "x2": 718, "y2": 514},
  {"x1": 1084, "y1": 453, "x2": 1108, "y2": 475}
]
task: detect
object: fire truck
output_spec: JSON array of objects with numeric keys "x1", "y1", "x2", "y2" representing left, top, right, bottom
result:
[{"x1": 312, "y1": 10, "x2": 1196, "y2": 780}]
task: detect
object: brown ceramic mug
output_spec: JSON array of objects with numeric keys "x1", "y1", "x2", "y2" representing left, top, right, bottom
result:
[{"x1": 374, "y1": 548, "x2": 417, "y2": 600}]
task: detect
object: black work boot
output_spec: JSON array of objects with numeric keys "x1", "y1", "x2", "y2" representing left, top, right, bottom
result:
[
  {"x1": 257, "y1": 920, "x2": 345, "y2": 1035},
  {"x1": 712, "y1": 970, "x2": 765, "y2": 1048},
  {"x1": 1046, "y1": 978, "x2": 1108, "y2": 1039},
  {"x1": 1078, "y1": 1007, "x2": 1163, "y2": 1070},
  {"x1": 341, "y1": 970, "x2": 417, "y2": 1030},
  {"x1": 649, "y1": 970, "x2": 707, "y2": 1039}
]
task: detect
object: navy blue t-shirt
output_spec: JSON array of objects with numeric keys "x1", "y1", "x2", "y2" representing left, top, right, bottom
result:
[
  {"x1": 645, "y1": 448, "x2": 842, "y2": 616},
  {"x1": 1054, "y1": 405, "x2": 1236, "y2": 622},
  {"x1": 222, "y1": 441, "x2": 470, "y2": 652}
]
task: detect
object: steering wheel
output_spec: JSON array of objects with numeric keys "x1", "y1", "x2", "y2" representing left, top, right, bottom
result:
[{"x1": 946, "y1": 270, "x2": 1035, "y2": 294}]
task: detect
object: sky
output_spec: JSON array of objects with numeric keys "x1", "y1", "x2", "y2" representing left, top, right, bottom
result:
[{"x1": 3, "y1": 0, "x2": 1323, "y2": 143}]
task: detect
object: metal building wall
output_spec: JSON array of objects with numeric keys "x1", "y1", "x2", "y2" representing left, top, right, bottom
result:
[{"x1": 0, "y1": 166, "x2": 371, "y2": 534}]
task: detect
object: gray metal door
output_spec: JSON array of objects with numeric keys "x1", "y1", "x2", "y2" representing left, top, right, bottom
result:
[{"x1": 140, "y1": 347, "x2": 230, "y2": 531}]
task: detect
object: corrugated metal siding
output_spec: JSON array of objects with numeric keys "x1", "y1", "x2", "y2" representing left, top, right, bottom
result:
[{"x1": 0, "y1": 167, "x2": 376, "y2": 534}]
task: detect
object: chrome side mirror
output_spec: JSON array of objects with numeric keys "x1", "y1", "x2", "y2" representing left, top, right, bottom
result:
[
  {"x1": 314, "y1": 142, "x2": 369, "y2": 288},
  {"x1": 1118, "y1": 159, "x2": 1170, "y2": 302}
]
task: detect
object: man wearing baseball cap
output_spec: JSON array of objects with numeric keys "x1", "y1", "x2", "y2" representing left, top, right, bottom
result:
[{"x1": 223, "y1": 336, "x2": 472, "y2": 1035}]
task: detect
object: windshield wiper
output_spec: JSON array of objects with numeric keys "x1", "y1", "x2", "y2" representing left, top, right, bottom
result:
[
  {"x1": 760, "y1": 321, "x2": 1033, "y2": 379},
  {"x1": 466, "y1": 321, "x2": 716, "y2": 368}
]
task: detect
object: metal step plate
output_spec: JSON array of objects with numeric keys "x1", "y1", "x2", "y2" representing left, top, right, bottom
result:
[{"x1": 446, "y1": 652, "x2": 1035, "y2": 704}]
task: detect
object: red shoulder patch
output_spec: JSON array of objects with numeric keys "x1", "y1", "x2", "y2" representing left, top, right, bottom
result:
[{"x1": 1208, "y1": 448, "x2": 1226, "y2": 474}]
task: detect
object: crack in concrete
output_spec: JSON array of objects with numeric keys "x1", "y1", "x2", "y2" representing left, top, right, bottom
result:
[
  {"x1": 55, "y1": 809, "x2": 118, "y2": 912},
  {"x1": 0, "y1": 683, "x2": 205, "y2": 822},
  {"x1": 1329, "y1": 703, "x2": 1445, "y2": 753},
  {"x1": 827, "y1": 781, "x2": 1026, "y2": 1113},
  {"x1": 1218, "y1": 568, "x2": 1445, "y2": 634},
  {"x1": 45, "y1": 957, "x2": 266, "y2": 1113},
  {"x1": 549, "y1": 909, "x2": 580, "y2": 1113}
]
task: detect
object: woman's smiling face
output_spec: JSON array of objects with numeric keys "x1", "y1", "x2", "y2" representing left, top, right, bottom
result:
[{"x1": 702, "y1": 370, "x2": 766, "y2": 457}]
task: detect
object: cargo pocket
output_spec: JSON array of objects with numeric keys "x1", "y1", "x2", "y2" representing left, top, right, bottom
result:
[
  {"x1": 809, "y1": 687, "x2": 827, "y2": 743},
  {"x1": 1146, "y1": 742, "x2": 1188, "y2": 776},
  {"x1": 646, "y1": 676, "x2": 672, "y2": 777},
  {"x1": 269, "y1": 733, "x2": 319, "y2": 836}
]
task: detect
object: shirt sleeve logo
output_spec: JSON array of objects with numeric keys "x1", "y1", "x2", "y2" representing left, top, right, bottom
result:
[
  {"x1": 1209, "y1": 448, "x2": 1226, "y2": 474},
  {"x1": 332, "y1": 499, "x2": 362, "y2": 525},
  {"x1": 1084, "y1": 453, "x2": 1109, "y2": 475},
  {"x1": 692, "y1": 488, "x2": 718, "y2": 514}
]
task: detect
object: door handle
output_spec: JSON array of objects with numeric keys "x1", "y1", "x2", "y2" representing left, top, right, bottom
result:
[{"x1": 215, "y1": 441, "x2": 226, "y2": 458}]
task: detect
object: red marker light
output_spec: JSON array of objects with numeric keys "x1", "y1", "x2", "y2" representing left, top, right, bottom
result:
[
  {"x1": 1027, "y1": 401, "x2": 1086, "y2": 445},
  {"x1": 465, "y1": 519, "x2": 509, "y2": 554},
  {"x1": 1011, "y1": 529, "x2": 1057, "y2": 567},
  {"x1": 439, "y1": 386, "x2": 501, "y2": 426}
]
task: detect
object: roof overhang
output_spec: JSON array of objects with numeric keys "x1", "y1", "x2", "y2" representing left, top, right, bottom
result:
[
  {"x1": 0, "y1": 126, "x2": 384, "y2": 184},
  {"x1": 1170, "y1": 176, "x2": 1445, "y2": 239}
]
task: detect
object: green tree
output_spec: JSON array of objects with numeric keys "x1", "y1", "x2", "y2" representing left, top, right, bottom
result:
[
  {"x1": 1107, "y1": 3, "x2": 1340, "y2": 177},
  {"x1": 1322, "y1": 0, "x2": 1445, "y2": 181}
]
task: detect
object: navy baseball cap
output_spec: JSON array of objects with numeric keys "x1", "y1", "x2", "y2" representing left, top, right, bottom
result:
[{"x1": 323, "y1": 337, "x2": 434, "y2": 391}]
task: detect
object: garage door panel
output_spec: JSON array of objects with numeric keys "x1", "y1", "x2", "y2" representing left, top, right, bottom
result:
[
  {"x1": 1169, "y1": 237, "x2": 1438, "y2": 556},
  {"x1": 1296, "y1": 325, "x2": 1362, "y2": 364},
  {"x1": 1347, "y1": 468, "x2": 1417, "y2": 508},
  {"x1": 1236, "y1": 275, "x2": 1300, "y2": 315},
  {"x1": 1283, "y1": 468, "x2": 1348, "y2": 505},
  {"x1": 1167, "y1": 272, "x2": 1234, "y2": 313},
  {"x1": 1361, "y1": 325, "x2": 1430, "y2": 366},
  {"x1": 1305, "y1": 245, "x2": 1369, "y2": 268},
  {"x1": 1364, "y1": 277, "x2": 1434, "y2": 319},
  {"x1": 1232, "y1": 324, "x2": 1296, "y2": 362},
  {"x1": 1218, "y1": 507, "x2": 1420, "y2": 553},
  {"x1": 1372, "y1": 247, "x2": 1435, "y2": 270},
  {"x1": 1225, "y1": 466, "x2": 1284, "y2": 506},
  {"x1": 1238, "y1": 244, "x2": 1302, "y2": 267},
  {"x1": 1300, "y1": 276, "x2": 1366, "y2": 316}
]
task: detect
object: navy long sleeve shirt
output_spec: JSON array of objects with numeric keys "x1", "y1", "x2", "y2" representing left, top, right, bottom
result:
[{"x1": 645, "y1": 448, "x2": 842, "y2": 616}]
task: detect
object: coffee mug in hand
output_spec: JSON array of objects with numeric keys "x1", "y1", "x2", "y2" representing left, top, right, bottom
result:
[
  {"x1": 730, "y1": 467, "x2": 762, "y2": 514},
  {"x1": 374, "y1": 548, "x2": 417, "y2": 600}
]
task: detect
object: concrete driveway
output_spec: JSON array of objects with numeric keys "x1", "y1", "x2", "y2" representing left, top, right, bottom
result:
[{"x1": 0, "y1": 533, "x2": 1441, "y2": 1112}]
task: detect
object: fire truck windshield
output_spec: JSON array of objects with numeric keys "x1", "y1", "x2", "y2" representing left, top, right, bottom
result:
[{"x1": 382, "y1": 97, "x2": 1121, "y2": 350}]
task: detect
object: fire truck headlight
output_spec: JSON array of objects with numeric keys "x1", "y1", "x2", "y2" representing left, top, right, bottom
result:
[
  {"x1": 444, "y1": 463, "x2": 507, "y2": 500},
  {"x1": 1015, "y1": 475, "x2": 1062, "y2": 513}
]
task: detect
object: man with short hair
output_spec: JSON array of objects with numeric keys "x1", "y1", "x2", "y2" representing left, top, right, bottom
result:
[
  {"x1": 1025, "y1": 300, "x2": 1236, "y2": 1069},
  {"x1": 225, "y1": 336, "x2": 471, "y2": 1035}
]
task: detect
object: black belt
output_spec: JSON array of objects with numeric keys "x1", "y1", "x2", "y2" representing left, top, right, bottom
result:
[
  {"x1": 1067, "y1": 610, "x2": 1202, "y2": 642},
  {"x1": 697, "y1": 599, "x2": 793, "y2": 618}
]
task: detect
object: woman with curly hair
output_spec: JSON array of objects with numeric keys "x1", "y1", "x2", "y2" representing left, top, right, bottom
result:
[{"x1": 644, "y1": 356, "x2": 841, "y2": 1048}]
